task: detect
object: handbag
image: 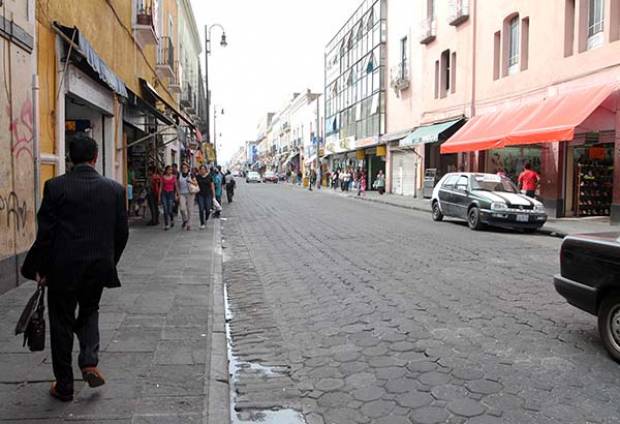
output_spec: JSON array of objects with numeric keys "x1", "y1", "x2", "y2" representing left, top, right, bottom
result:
[
  {"x1": 15, "y1": 286, "x2": 46, "y2": 352},
  {"x1": 188, "y1": 181, "x2": 200, "y2": 194}
]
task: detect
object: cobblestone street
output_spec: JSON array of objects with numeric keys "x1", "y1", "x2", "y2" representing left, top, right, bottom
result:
[{"x1": 223, "y1": 182, "x2": 620, "y2": 424}]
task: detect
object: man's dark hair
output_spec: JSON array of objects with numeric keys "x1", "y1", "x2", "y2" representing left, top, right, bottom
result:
[
  {"x1": 69, "y1": 133, "x2": 98, "y2": 164},
  {"x1": 524, "y1": 162, "x2": 532, "y2": 170}
]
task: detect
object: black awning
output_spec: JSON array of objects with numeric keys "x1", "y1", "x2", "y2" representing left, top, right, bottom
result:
[{"x1": 140, "y1": 79, "x2": 195, "y2": 130}]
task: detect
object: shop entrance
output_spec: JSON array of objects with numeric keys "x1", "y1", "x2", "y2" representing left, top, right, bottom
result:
[
  {"x1": 365, "y1": 151, "x2": 385, "y2": 190},
  {"x1": 564, "y1": 139, "x2": 614, "y2": 217},
  {"x1": 65, "y1": 95, "x2": 114, "y2": 177}
]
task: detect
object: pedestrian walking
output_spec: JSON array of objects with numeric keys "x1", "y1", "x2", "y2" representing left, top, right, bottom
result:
[
  {"x1": 159, "y1": 165, "x2": 177, "y2": 230},
  {"x1": 21, "y1": 133, "x2": 129, "y2": 402},
  {"x1": 224, "y1": 170, "x2": 236, "y2": 203},
  {"x1": 332, "y1": 169, "x2": 340, "y2": 190},
  {"x1": 146, "y1": 166, "x2": 161, "y2": 226},
  {"x1": 177, "y1": 162, "x2": 198, "y2": 231},
  {"x1": 196, "y1": 165, "x2": 214, "y2": 229},
  {"x1": 357, "y1": 170, "x2": 367, "y2": 196},
  {"x1": 309, "y1": 169, "x2": 316, "y2": 191},
  {"x1": 374, "y1": 170, "x2": 386, "y2": 195},
  {"x1": 518, "y1": 162, "x2": 540, "y2": 198},
  {"x1": 212, "y1": 166, "x2": 223, "y2": 218}
]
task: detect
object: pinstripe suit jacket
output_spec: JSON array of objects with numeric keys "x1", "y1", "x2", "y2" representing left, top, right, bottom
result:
[{"x1": 22, "y1": 164, "x2": 129, "y2": 290}]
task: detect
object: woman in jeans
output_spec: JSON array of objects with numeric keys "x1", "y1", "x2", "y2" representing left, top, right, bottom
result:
[
  {"x1": 196, "y1": 165, "x2": 214, "y2": 229},
  {"x1": 159, "y1": 165, "x2": 177, "y2": 230},
  {"x1": 177, "y1": 163, "x2": 198, "y2": 231}
]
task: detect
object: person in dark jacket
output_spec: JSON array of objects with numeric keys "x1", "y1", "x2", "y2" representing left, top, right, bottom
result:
[{"x1": 21, "y1": 134, "x2": 129, "y2": 402}]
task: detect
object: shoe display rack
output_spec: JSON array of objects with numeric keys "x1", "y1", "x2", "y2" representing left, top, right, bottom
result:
[{"x1": 575, "y1": 163, "x2": 613, "y2": 217}]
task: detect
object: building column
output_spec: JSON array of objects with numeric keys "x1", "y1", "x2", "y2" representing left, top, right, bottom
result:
[{"x1": 540, "y1": 142, "x2": 564, "y2": 218}]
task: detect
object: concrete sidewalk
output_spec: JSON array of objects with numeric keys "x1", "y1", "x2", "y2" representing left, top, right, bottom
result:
[
  {"x1": 291, "y1": 183, "x2": 618, "y2": 237},
  {"x1": 0, "y1": 218, "x2": 229, "y2": 423}
]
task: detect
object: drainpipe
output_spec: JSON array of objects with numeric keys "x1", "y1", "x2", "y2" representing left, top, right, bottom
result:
[{"x1": 32, "y1": 74, "x2": 41, "y2": 211}]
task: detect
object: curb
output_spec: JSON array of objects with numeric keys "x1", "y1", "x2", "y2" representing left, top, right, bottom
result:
[{"x1": 205, "y1": 219, "x2": 231, "y2": 424}]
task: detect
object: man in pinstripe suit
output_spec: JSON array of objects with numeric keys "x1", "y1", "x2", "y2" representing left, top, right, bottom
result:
[{"x1": 22, "y1": 133, "x2": 129, "y2": 402}]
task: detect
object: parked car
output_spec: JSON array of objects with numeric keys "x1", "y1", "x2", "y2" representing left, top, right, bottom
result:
[
  {"x1": 246, "y1": 171, "x2": 261, "y2": 183},
  {"x1": 263, "y1": 171, "x2": 278, "y2": 183},
  {"x1": 431, "y1": 172, "x2": 547, "y2": 231},
  {"x1": 554, "y1": 232, "x2": 620, "y2": 362}
]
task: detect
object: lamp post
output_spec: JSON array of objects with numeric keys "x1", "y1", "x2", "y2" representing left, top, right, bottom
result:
[
  {"x1": 204, "y1": 23, "x2": 228, "y2": 165},
  {"x1": 213, "y1": 105, "x2": 224, "y2": 161}
]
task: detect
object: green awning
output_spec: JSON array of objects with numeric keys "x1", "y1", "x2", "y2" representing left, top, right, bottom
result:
[{"x1": 400, "y1": 119, "x2": 463, "y2": 147}]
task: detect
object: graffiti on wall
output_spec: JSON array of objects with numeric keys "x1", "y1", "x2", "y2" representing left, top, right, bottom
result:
[
  {"x1": 8, "y1": 98, "x2": 33, "y2": 160},
  {"x1": 0, "y1": 191, "x2": 28, "y2": 233}
]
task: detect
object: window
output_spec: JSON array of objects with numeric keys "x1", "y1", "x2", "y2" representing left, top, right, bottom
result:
[
  {"x1": 440, "y1": 49, "x2": 450, "y2": 97},
  {"x1": 565, "y1": 0, "x2": 576, "y2": 57},
  {"x1": 521, "y1": 17, "x2": 529, "y2": 71},
  {"x1": 493, "y1": 31, "x2": 501, "y2": 80},
  {"x1": 451, "y1": 52, "x2": 457, "y2": 93},
  {"x1": 442, "y1": 175, "x2": 459, "y2": 188},
  {"x1": 456, "y1": 176, "x2": 469, "y2": 191},
  {"x1": 508, "y1": 16, "x2": 520, "y2": 74},
  {"x1": 434, "y1": 60, "x2": 440, "y2": 99},
  {"x1": 400, "y1": 37, "x2": 408, "y2": 78},
  {"x1": 588, "y1": 0, "x2": 605, "y2": 49},
  {"x1": 428, "y1": 0, "x2": 436, "y2": 21}
]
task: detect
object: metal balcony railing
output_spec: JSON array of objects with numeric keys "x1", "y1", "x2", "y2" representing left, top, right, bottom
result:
[
  {"x1": 133, "y1": 0, "x2": 158, "y2": 46},
  {"x1": 390, "y1": 62, "x2": 410, "y2": 91},
  {"x1": 157, "y1": 37, "x2": 174, "y2": 68},
  {"x1": 419, "y1": 17, "x2": 437, "y2": 44},
  {"x1": 449, "y1": 0, "x2": 470, "y2": 26}
]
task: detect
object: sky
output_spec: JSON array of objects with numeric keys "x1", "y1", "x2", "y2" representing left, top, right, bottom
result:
[{"x1": 190, "y1": 0, "x2": 362, "y2": 163}]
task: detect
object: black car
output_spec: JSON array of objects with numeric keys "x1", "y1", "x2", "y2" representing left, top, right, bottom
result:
[
  {"x1": 554, "y1": 232, "x2": 620, "y2": 362},
  {"x1": 431, "y1": 172, "x2": 547, "y2": 231}
]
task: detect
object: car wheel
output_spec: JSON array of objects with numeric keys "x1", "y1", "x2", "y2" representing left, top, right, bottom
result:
[
  {"x1": 598, "y1": 294, "x2": 620, "y2": 363},
  {"x1": 467, "y1": 206, "x2": 482, "y2": 230},
  {"x1": 431, "y1": 201, "x2": 443, "y2": 222}
]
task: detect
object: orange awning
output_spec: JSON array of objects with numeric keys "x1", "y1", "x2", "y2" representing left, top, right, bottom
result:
[
  {"x1": 504, "y1": 84, "x2": 616, "y2": 146},
  {"x1": 441, "y1": 84, "x2": 616, "y2": 154},
  {"x1": 440, "y1": 102, "x2": 537, "y2": 154}
]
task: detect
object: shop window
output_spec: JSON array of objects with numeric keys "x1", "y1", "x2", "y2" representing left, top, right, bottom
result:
[
  {"x1": 493, "y1": 31, "x2": 501, "y2": 80},
  {"x1": 565, "y1": 0, "x2": 576, "y2": 56},
  {"x1": 587, "y1": 0, "x2": 605, "y2": 49}
]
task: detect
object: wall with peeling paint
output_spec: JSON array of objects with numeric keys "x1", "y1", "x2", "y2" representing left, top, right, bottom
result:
[{"x1": 0, "y1": 0, "x2": 37, "y2": 293}]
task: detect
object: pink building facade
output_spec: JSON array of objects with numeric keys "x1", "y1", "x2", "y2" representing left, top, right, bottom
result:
[{"x1": 384, "y1": 0, "x2": 620, "y2": 221}]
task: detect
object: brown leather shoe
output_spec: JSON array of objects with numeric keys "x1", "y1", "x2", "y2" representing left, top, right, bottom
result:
[
  {"x1": 49, "y1": 383, "x2": 73, "y2": 402},
  {"x1": 81, "y1": 367, "x2": 106, "y2": 388}
]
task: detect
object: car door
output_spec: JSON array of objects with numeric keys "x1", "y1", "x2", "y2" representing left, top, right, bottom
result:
[
  {"x1": 453, "y1": 175, "x2": 471, "y2": 219},
  {"x1": 438, "y1": 175, "x2": 458, "y2": 216}
]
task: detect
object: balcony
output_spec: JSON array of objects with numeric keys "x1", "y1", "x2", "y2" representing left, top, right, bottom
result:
[
  {"x1": 449, "y1": 0, "x2": 470, "y2": 26},
  {"x1": 419, "y1": 17, "x2": 436, "y2": 44},
  {"x1": 133, "y1": 0, "x2": 158, "y2": 47},
  {"x1": 156, "y1": 36, "x2": 175, "y2": 79},
  {"x1": 390, "y1": 63, "x2": 410, "y2": 93},
  {"x1": 180, "y1": 83, "x2": 193, "y2": 108}
]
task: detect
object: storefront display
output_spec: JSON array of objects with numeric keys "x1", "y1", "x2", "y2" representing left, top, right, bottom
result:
[
  {"x1": 572, "y1": 144, "x2": 613, "y2": 217},
  {"x1": 486, "y1": 146, "x2": 542, "y2": 182}
]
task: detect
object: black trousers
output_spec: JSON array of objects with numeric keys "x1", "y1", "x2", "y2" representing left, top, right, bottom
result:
[
  {"x1": 146, "y1": 191, "x2": 159, "y2": 224},
  {"x1": 48, "y1": 283, "x2": 104, "y2": 394}
]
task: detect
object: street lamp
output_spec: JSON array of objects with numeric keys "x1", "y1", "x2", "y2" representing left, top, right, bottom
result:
[
  {"x1": 213, "y1": 105, "x2": 224, "y2": 162},
  {"x1": 205, "y1": 23, "x2": 228, "y2": 164}
]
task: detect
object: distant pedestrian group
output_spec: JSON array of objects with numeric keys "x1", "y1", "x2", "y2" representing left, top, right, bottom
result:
[{"x1": 146, "y1": 163, "x2": 236, "y2": 231}]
